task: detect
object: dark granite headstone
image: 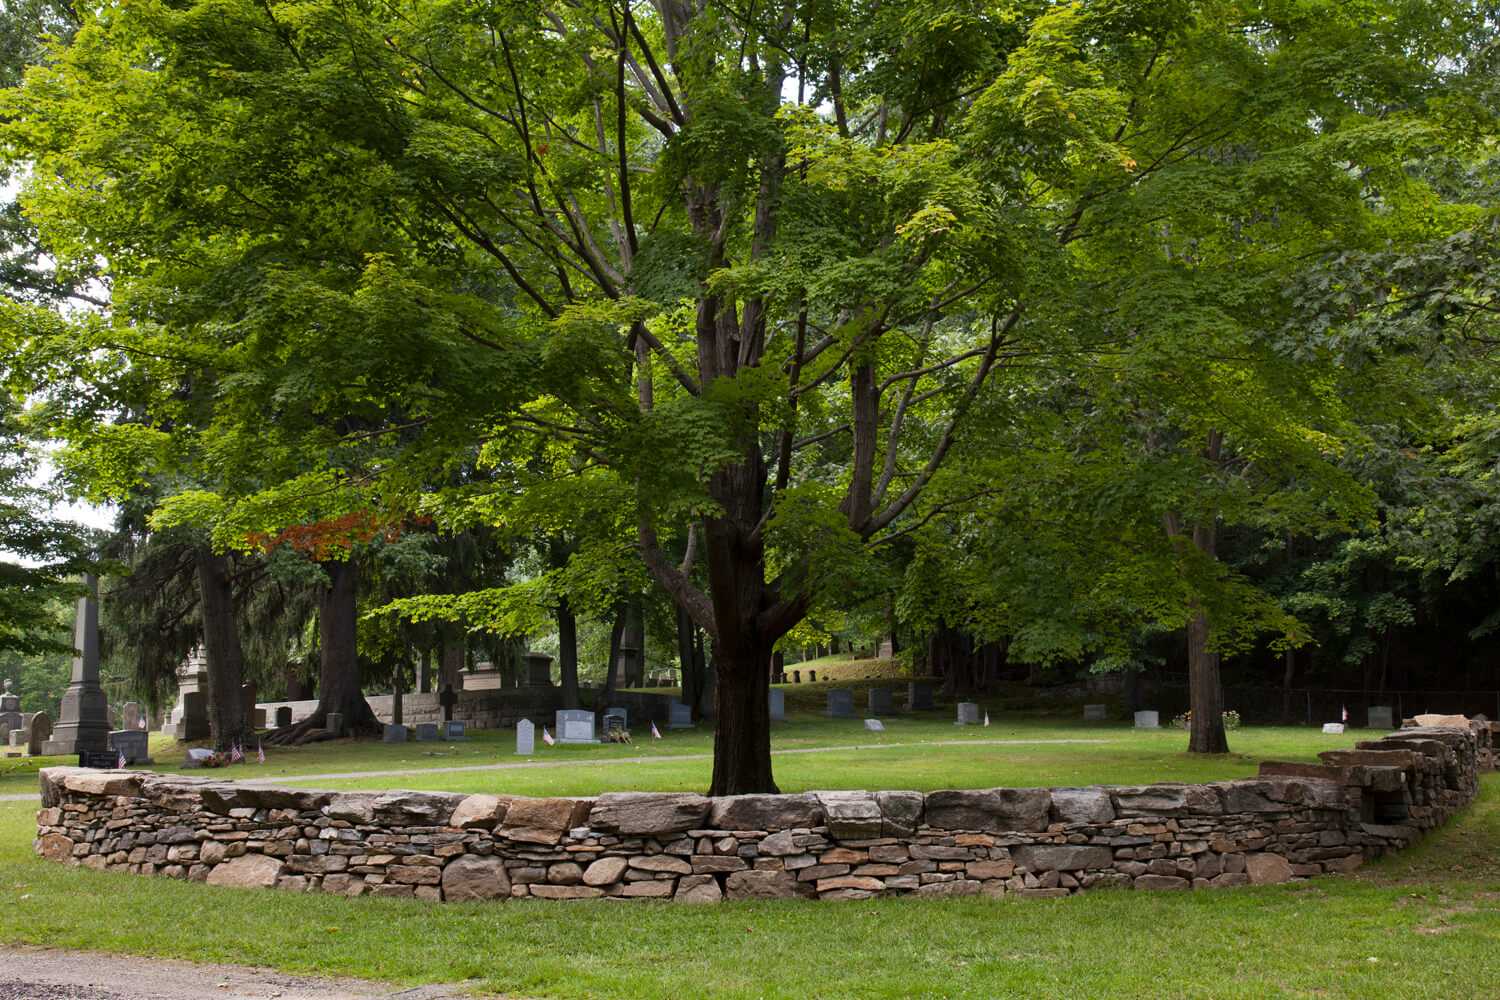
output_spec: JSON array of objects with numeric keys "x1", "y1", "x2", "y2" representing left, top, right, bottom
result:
[
  {"x1": 906, "y1": 680, "x2": 935, "y2": 711},
  {"x1": 383, "y1": 724, "x2": 408, "y2": 743},
  {"x1": 275, "y1": 705, "x2": 293, "y2": 728},
  {"x1": 769, "y1": 688, "x2": 787, "y2": 722},
  {"x1": 42, "y1": 576, "x2": 110, "y2": 755},
  {"x1": 823, "y1": 689, "x2": 853, "y2": 718},
  {"x1": 868, "y1": 688, "x2": 893, "y2": 714},
  {"x1": 417, "y1": 722, "x2": 440, "y2": 741}
]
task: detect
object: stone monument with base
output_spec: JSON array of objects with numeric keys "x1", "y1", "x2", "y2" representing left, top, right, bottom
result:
[{"x1": 42, "y1": 575, "x2": 111, "y2": 756}]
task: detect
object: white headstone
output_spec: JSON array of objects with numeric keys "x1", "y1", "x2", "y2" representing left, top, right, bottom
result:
[
  {"x1": 1322, "y1": 722, "x2": 1345, "y2": 734},
  {"x1": 864, "y1": 718, "x2": 885, "y2": 732},
  {"x1": 1133, "y1": 710, "x2": 1160, "y2": 729},
  {"x1": 516, "y1": 719, "x2": 535, "y2": 755},
  {"x1": 555, "y1": 709, "x2": 597, "y2": 743}
]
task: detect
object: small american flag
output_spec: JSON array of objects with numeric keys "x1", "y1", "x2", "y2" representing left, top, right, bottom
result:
[
  {"x1": 651, "y1": 721, "x2": 662, "y2": 740},
  {"x1": 230, "y1": 743, "x2": 244, "y2": 764},
  {"x1": 983, "y1": 712, "x2": 990, "y2": 727},
  {"x1": 116, "y1": 746, "x2": 126, "y2": 769},
  {"x1": 541, "y1": 726, "x2": 555, "y2": 746},
  {"x1": 257, "y1": 743, "x2": 265, "y2": 764},
  {"x1": 1341, "y1": 705, "x2": 1349, "y2": 723}
]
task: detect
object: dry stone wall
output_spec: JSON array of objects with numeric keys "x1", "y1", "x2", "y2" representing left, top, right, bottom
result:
[{"x1": 34, "y1": 724, "x2": 1489, "y2": 903}]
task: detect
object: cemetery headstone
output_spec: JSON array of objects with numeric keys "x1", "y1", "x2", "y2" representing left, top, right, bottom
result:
[
  {"x1": 7, "y1": 729, "x2": 23, "y2": 749},
  {"x1": 121, "y1": 701, "x2": 143, "y2": 731},
  {"x1": 1133, "y1": 710, "x2": 1160, "y2": 729},
  {"x1": 109, "y1": 729, "x2": 151, "y2": 764},
  {"x1": 668, "y1": 704, "x2": 693, "y2": 729},
  {"x1": 171, "y1": 690, "x2": 210, "y2": 742},
  {"x1": 275, "y1": 706, "x2": 293, "y2": 729},
  {"x1": 864, "y1": 718, "x2": 886, "y2": 732},
  {"x1": 1322, "y1": 722, "x2": 1346, "y2": 734},
  {"x1": 769, "y1": 688, "x2": 787, "y2": 722},
  {"x1": 555, "y1": 709, "x2": 598, "y2": 744},
  {"x1": 0, "y1": 679, "x2": 21, "y2": 732},
  {"x1": 182, "y1": 747, "x2": 215, "y2": 768},
  {"x1": 443, "y1": 720, "x2": 469, "y2": 741},
  {"x1": 792, "y1": 670, "x2": 801, "y2": 683},
  {"x1": 42, "y1": 575, "x2": 110, "y2": 755},
  {"x1": 867, "y1": 688, "x2": 893, "y2": 714},
  {"x1": 956, "y1": 702, "x2": 980, "y2": 726},
  {"x1": 877, "y1": 638, "x2": 894, "y2": 658},
  {"x1": 515, "y1": 719, "x2": 535, "y2": 755},
  {"x1": 906, "y1": 680, "x2": 935, "y2": 711},
  {"x1": 602, "y1": 713, "x2": 626, "y2": 738},
  {"x1": 605, "y1": 707, "x2": 628, "y2": 729},
  {"x1": 325, "y1": 711, "x2": 345, "y2": 736},
  {"x1": 0, "y1": 725, "x2": 8, "y2": 747},
  {"x1": 1366, "y1": 706, "x2": 1395, "y2": 730},
  {"x1": 383, "y1": 724, "x2": 408, "y2": 743},
  {"x1": 78, "y1": 749, "x2": 119, "y2": 768},
  {"x1": 1083, "y1": 703, "x2": 1108, "y2": 721},
  {"x1": 523, "y1": 651, "x2": 554, "y2": 686},
  {"x1": 26, "y1": 712, "x2": 51, "y2": 755},
  {"x1": 824, "y1": 689, "x2": 853, "y2": 718},
  {"x1": 417, "y1": 722, "x2": 440, "y2": 741}
]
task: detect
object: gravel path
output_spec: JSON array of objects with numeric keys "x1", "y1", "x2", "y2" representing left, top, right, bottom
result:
[
  {"x1": 0, "y1": 738, "x2": 1108, "y2": 801},
  {"x1": 0, "y1": 946, "x2": 486, "y2": 999}
]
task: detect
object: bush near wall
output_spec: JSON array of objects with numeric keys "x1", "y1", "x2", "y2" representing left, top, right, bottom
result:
[{"x1": 34, "y1": 725, "x2": 1492, "y2": 903}]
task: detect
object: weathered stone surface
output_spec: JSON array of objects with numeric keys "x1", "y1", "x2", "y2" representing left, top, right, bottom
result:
[
  {"x1": 235, "y1": 786, "x2": 333, "y2": 811},
  {"x1": 924, "y1": 788, "x2": 1051, "y2": 832},
  {"x1": 1210, "y1": 872, "x2": 1252, "y2": 888},
  {"x1": 724, "y1": 870, "x2": 814, "y2": 900},
  {"x1": 967, "y1": 860, "x2": 1015, "y2": 879},
  {"x1": 1050, "y1": 787, "x2": 1115, "y2": 825},
  {"x1": 1111, "y1": 784, "x2": 1221, "y2": 817},
  {"x1": 205, "y1": 854, "x2": 283, "y2": 889},
  {"x1": 674, "y1": 875, "x2": 722, "y2": 903},
  {"x1": 911, "y1": 880, "x2": 982, "y2": 898},
  {"x1": 548, "y1": 862, "x2": 584, "y2": 885},
  {"x1": 1009, "y1": 845, "x2": 1112, "y2": 872},
  {"x1": 817, "y1": 876, "x2": 885, "y2": 893},
  {"x1": 621, "y1": 880, "x2": 676, "y2": 897},
  {"x1": 61, "y1": 771, "x2": 143, "y2": 798},
  {"x1": 589, "y1": 792, "x2": 710, "y2": 836},
  {"x1": 449, "y1": 794, "x2": 513, "y2": 830},
  {"x1": 372, "y1": 790, "x2": 463, "y2": 826},
  {"x1": 530, "y1": 884, "x2": 604, "y2": 899},
  {"x1": 1245, "y1": 853, "x2": 1293, "y2": 885},
  {"x1": 37, "y1": 833, "x2": 74, "y2": 863},
  {"x1": 1412, "y1": 714, "x2": 1468, "y2": 728},
  {"x1": 1317, "y1": 749, "x2": 1416, "y2": 769},
  {"x1": 813, "y1": 791, "x2": 883, "y2": 840},
  {"x1": 1257, "y1": 761, "x2": 1351, "y2": 781},
  {"x1": 757, "y1": 830, "x2": 802, "y2": 856},
  {"x1": 631, "y1": 855, "x2": 691, "y2": 875},
  {"x1": 1220, "y1": 777, "x2": 1346, "y2": 812},
  {"x1": 326, "y1": 793, "x2": 377, "y2": 824},
  {"x1": 691, "y1": 856, "x2": 747, "y2": 874},
  {"x1": 877, "y1": 791, "x2": 924, "y2": 837},
  {"x1": 583, "y1": 856, "x2": 630, "y2": 886},
  {"x1": 708, "y1": 794, "x2": 823, "y2": 831},
  {"x1": 442, "y1": 855, "x2": 511, "y2": 902},
  {"x1": 1133, "y1": 875, "x2": 1190, "y2": 890},
  {"x1": 1320, "y1": 854, "x2": 1364, "y2": 873},
  {"x1": 499, "y1": 798, "x2": 594, "y2": 845}
]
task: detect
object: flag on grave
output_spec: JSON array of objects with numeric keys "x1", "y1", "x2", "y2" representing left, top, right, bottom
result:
[
  {"x1": 541, "y1": 726, "x2": 555, "y2": 746},
  {"x1": 984, "y1": 712, "x2": 990, "y2": 727},
  {"x1": 230, "y1": 743, "x2": 244, "y2": 764},
  {"x1": 257, "y1": 744, "x2": 265, "y2": 764},
  {"x1": 651, "y1": 721, "x2": 662, "y2": 740},
  {"x1": 1342, "y1": 705, "x2": 1349, "y2": 723},
  {"x1": 116, "y1": 746, "x2": 126, "y2": 769}
]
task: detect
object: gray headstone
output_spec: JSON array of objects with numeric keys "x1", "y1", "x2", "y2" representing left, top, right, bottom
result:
[
  {"x1": 906, "y1": 680, "x2": 934, "y2": 711},
  {"x1": 7, "y1": 729, "x2": 23, "y2": 748},
  {"x1": 516, "y1": 719, "x2": 535, "y2": 755},
  {"x1": 384, "y1": 724, "x2": 408, "y2": 743},
  {"x1": 26, "y1": 712, "x2": 51, "y2": 755},
  {"x1": 605, "y1": 707, "x2": 628, "y2": 728},
  {"x1": 1366, "y1": 706, "x2": 1395, "y2": 730},
  {"x1": 555, "y1": 709, "x2": 597, "y2": 743},
  {"x1": 864, "y1": 718, "x2": 886, "y2": 732},
  {"x1": 275, "y1": 705, "x2": 293, "y2": 728},
  {"x1": 1322, "y1": 722, "x2": 1345, "y2": 734},
  {"x1": 769, "y1": 688, "x2": 787, "y2": 722},
  {"x1": 824, "y1": 689, "x2": 853, "y2": 718},
  {"x1": 868, "y1": 688, "x2": 893, "y2": 714},
  {"x1": 183, "y1": 747, "x2": 215, "y2": 767},
  {"x1": 326, "y1": 711, "x2": 345, "y2": 736},
  {"x1": 121, "y1": 701, "x2": 143, "y2": 730},
  {"x1": 417, "y1": 722, "x2": 440, "y2": 741},
  {"x1": 668, "y1": 703, "x2": 693, "y2": 729},
  {"x1": 174, "y1": 690, "x2": 210, "y2": 741},
  {"x1": 443, "y1": 720, "x2": 469, "y2": 741},
  {"x1": 0, "y1": 724, "x2": 8, "y2": 746},
  {"x1": 0, "y1": 678, "x2": 18, "y2": 713},
  {"x1": 602, "y1": 713, "x2": 626, "y2": 737},
  {"x1": 956, "y1": 702, "x2": 980, "y2": 725},
  {"x1": 41, "y1": 576, "x2": 110, "y2": 755},
  {"x1": 108, "y1": 729, "x2": 151, "y2": 764},
  {"x1": 1083, "y1": 703, "x2": 1108, "y2": 721},
  {"x1": 1133, "y1": 710, "x2": 1160, "y2": 729}
]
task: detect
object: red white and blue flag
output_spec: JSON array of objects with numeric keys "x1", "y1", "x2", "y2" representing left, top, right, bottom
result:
[
  {"x1": 983, "y1": 712, "x2": 990, "y2": 727},
  {"x1": 257, "y1": 744, "x2": 265, "y2": 764},
  {"x1": 230, "y1": 743, "x2": 245, "y2": 764},
  {"x1": 115, "y1": 746, "x2": 126, "y2": 769},
  {"x1": 651, "y1": 721, "x2": 662, "y2": 740},
  {"x1": 541, "y1": 726, "x2": 555, "y2": 746},
  {"x1": 1341, "y1": 705, "x2": 1349, "y2": 723}
]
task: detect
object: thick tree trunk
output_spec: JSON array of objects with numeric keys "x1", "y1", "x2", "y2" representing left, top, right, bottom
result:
[
  {"x1": 266, "y1": 558, "x2": 378, "y2": 744},
  {"x1": 557, "y1": 595, "x2": 581, "y2": 710},
  {"x1": 195, "y1": 547, "x2": 256, "y2": 753},
  {"x1": 440, "y1": 640, "x2": 464, "y2": 692},
  {"x1": 677, "y1": 605, "x2": 699, "y2": 714},
  {"x1": 709, "y1": 632, "x2": 777, "y2": 795},
  {"x1": 597, "y1": 600, "x2": 626, "y2": 708},
  {"x1": 1185, "y1": 521, "x2": 1228, "y2": 754}
]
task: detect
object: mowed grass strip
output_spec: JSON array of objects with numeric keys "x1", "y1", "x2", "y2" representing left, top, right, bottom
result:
[{"x1": 1, "y1": 776, "x2": 1498, "y2": 999}]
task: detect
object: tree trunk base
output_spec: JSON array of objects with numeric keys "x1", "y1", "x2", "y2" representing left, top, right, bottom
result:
[{"x1": 262, "y1": 703, "x2": 380, "y2": 746}]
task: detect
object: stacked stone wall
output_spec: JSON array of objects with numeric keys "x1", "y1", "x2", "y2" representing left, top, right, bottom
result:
[{"x1": 34, "y1": 725, "x2": 1489, "y2": 903}]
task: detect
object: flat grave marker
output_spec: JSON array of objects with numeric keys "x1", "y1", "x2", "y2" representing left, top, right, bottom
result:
[{"x1": 864, "y1": 719, "x2": 886, "y2": 732}]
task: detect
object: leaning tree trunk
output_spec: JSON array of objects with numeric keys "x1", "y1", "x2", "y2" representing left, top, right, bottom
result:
[
  {"x1": 267, "y1": 557, "x2": 379, "y2": 744},
  {"x1": 195, "y1": 546, "x2": 256, "y2": 753}
]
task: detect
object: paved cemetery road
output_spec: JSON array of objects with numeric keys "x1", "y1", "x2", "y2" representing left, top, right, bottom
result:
[
  {"x1": 0, "y1": 739, "x2": 1108, "y2": 801},
  {"x1": 0, "y1": 946, "x2": 491, "y2": 1000}
]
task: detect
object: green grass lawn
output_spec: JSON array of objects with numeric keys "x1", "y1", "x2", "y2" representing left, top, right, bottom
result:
[{"x1": 2, "y1": 712, "x2": 1496, "y2": 998}]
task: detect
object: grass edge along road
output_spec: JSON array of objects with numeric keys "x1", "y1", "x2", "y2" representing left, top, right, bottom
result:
[{"x1": 0, "y1": 739, "x2": 1494, "y2": 998}]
